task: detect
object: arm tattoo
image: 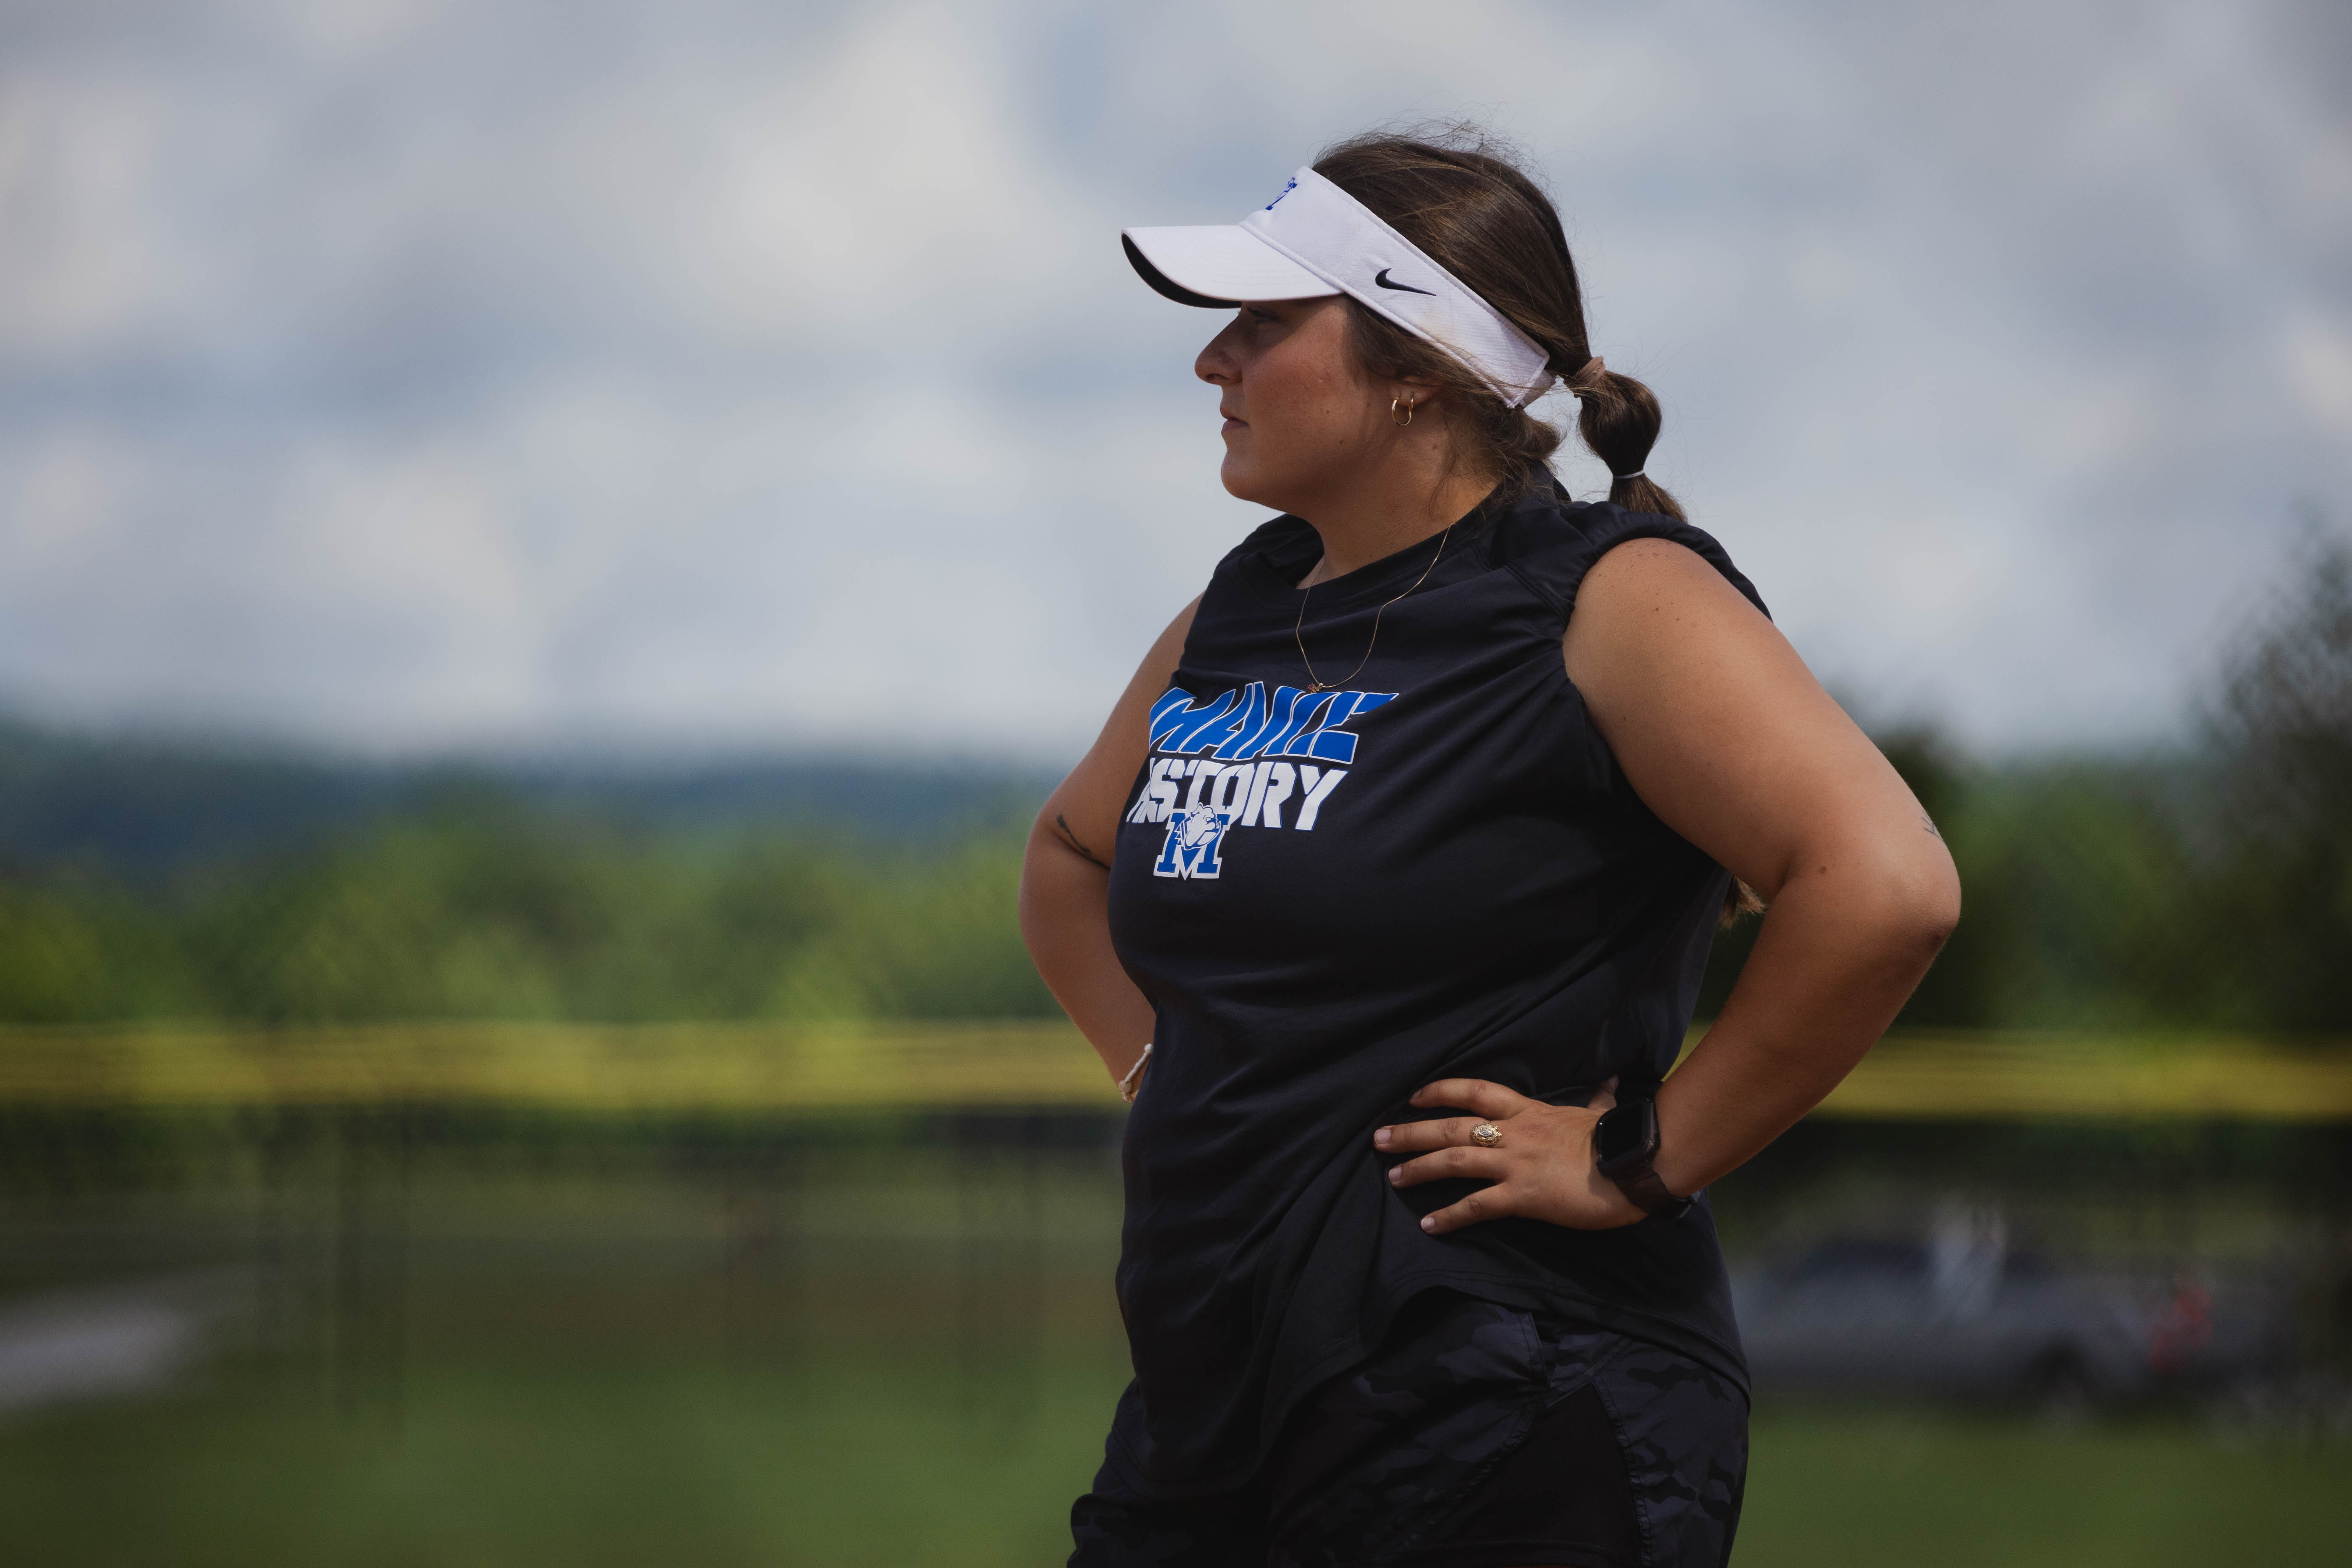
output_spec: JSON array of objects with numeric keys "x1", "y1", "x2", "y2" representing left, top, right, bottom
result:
[
  {"x1": 1055, "y1": 813, "x2": 1112, "y2": 871},
  {"x1": 1920, "y1": 811, "x2": 1943, "y2": 841}
]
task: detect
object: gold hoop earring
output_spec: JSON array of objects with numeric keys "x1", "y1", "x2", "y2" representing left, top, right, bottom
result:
[{"x1": 1390, "y1": 396, "x2": 1416, "y2": 428}]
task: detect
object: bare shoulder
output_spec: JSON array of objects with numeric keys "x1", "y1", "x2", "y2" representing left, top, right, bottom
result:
[
  {"x1": 1036, "y1": 595, "x2": 1204, "y2": 853},
  {"x1": 1562, "y1": 537, "x2": 1789, "y2": 722},
  {"x1": 1556, "y1": 533, "x2": 1932, "y2": 901},
  {"x1": 1571, "y1": 536, "x2": 1764, "y2": 640},
  {"x1": 1143, "y1": 594, "x2": 1204, "y2": 671},
  {"x1": 1099, "y1": 594, "x2": 1204, "y2": 760}
]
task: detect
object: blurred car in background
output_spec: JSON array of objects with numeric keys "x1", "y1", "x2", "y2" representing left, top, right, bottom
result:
[{"x1": 1732, "y1": 1201, "x2": 2288, "y2": 1409}]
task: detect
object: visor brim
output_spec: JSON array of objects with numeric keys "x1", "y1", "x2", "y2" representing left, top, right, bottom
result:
[{"x1": 1121, "y1": 225, "x2": 1339, "y2": 308}]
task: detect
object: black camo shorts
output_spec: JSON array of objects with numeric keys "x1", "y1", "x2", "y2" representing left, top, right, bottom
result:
[{"x1": 1070, "y1": 1290, "x2": 1747, "y2": 1568}]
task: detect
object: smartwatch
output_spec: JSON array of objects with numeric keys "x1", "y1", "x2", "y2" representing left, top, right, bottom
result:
[{"x1": 1592, "y1": 1093, "x2": 1694, "y2": 1220}]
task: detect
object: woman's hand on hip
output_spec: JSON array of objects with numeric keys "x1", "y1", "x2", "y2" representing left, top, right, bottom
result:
[{"x1": 1374, "y1": 1077, "x2": 1648, "y2": 1234}]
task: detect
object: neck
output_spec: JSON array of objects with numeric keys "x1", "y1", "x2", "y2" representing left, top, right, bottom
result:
[{"x1": 1295, "y1": 462, "x2": 1498, "y2": 587}]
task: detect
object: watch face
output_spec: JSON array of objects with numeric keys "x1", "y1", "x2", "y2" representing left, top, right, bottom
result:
[{"x1": 1594, "y1": 1099, "x2": 1657, "y2": 1171}]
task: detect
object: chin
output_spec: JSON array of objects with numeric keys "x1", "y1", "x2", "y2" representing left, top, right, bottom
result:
[{"x1": 1224, "y1": 470, "x2": 1312, "y2": 516}]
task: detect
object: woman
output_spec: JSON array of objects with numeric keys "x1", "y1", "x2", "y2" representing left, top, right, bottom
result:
[{"x1": 1020, "y1": 130, "x2": 1959, "y2": 1568}]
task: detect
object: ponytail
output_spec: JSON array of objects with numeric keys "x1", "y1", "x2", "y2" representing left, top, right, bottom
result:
[{"x1": 1568, "y1": 356, "x2": 1686, "y2": 521}]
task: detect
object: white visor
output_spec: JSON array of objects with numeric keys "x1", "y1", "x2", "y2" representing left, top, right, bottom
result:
[{"x1": 1122, "y1": 166, "x2": 1558, "y2": 409}]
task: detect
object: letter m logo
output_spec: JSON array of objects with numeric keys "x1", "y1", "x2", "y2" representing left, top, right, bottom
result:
[{"x1": 1152, "y1": 805, "x2": 1230, "y2": 880}]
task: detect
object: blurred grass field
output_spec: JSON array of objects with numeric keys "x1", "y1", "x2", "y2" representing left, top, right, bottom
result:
[
  {"x1": 2, "y1": 1120, "x2": 2348, "y2": 1566},
  {"x1": 4, "y1": 1350, "x2": 2348, "y2": 1566}
]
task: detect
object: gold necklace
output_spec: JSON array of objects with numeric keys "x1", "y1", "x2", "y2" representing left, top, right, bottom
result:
[{"x1": 1293, "y1": 522, "x2": 1455, "y2": 693}]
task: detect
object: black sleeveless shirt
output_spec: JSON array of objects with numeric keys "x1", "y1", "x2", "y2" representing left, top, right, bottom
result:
[{"x1": 1101, "y1": 475, "x2": 1765, "y2": 1496}]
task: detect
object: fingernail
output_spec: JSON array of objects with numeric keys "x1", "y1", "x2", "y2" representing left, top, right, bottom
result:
[
  {"x1": 1373, "y1": 1128, "x2": 1390, "y2": 1148},
  {"x1": 1419, "y1": 1217, "x2": 1436, "y2": 1233},
  {"x1": 1387, "y1": 1167, "x2": 1402, "y2": 1185}
]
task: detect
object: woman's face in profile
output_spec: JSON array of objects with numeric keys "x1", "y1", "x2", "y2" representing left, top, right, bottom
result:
[{"x1": 1195, "y1": 296, "x2": 1391, "y2": 515}]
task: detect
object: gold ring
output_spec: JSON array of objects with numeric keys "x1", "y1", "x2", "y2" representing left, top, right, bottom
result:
[{"x1": 1471, "y1": 1122, "x2": 1503, "y2": 1148}]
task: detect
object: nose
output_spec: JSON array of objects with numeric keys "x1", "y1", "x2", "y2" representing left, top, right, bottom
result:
[{"x1": 1195, "y1": 317, "x2": 1242, "y2": 386}]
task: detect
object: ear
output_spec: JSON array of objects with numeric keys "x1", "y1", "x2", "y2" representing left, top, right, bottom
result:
[{"x1": 1385, "y1": 379, "x2": 1443, "y2": 414}]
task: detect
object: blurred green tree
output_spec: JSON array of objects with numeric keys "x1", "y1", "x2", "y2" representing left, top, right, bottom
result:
[
  {"x1": 0, "y1": 877, "x2": 113, "y2": 1020},
  {"x1": 158, "y1": 787, "x2": 1053, "y2": 1024},
  {"x1": 2198, "y1": 527, "x2": 2352, "y2": 1030}
]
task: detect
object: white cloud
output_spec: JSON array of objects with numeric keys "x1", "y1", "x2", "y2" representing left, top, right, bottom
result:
[
  {"x1": 0, "y1": 0, "x2": 2345, "y2": 761},
  {"x1": 675, "y1": 6, "x2": 1095, "y2": 341},
  {"x1": 2285, "y1": 313, "x2": 2352, "y2": 438},
  {"x1": 0, "y1": 78, "x2": 178, "y2": 354}
]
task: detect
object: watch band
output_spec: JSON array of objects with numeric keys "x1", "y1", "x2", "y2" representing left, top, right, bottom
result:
[
  {"x1": 1594, "y1": 1095, "x2": 1695, "y2": 1220},
  {"x1": 1610, "y1": 1157, "x2": 1693, "y2": 1220}
]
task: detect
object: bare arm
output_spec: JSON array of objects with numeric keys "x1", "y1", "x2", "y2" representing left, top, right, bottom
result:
[
  {"x1": 1568, "y1": 540, "x2": 1959, "y2": 1196},
  {"x1": 1382, "y1": 540, "x2": 1959, "y2": 1231},
  {"x1": 1017, "y1": 598, "x2": 1200, "y2": 1086}
]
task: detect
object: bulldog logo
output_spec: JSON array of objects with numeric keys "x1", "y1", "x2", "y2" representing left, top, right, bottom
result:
[{"x1": 1153, "y1": 805, "x2": 1232, "y2": 881}]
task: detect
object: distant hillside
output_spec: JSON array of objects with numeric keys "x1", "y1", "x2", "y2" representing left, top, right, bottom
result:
[{"x1": 0, "y1": 718, "x2": 1059, "y2": 882}]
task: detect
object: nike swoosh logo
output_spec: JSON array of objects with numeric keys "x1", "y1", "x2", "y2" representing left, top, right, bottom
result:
[{"x1": 1374, "y1": 269, "x2": 1435, "y2": 296}]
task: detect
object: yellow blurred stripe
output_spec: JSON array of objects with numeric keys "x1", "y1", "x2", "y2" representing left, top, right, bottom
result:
[
  {"x1": 0, "y1": 1023, "x2": 2346, "y2": 1119},
  {"x1": 0, "y1": 1021, "x2": 1123, "y2": 1112},
  {"x1": 1804, "y1": 1031, "x2": 2352, "y2": 1120}
]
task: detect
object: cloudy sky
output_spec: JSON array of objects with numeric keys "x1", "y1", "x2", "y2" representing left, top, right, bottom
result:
[{"x1": 1, "y1": 0, "x2": 2346, "y2": 764}]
